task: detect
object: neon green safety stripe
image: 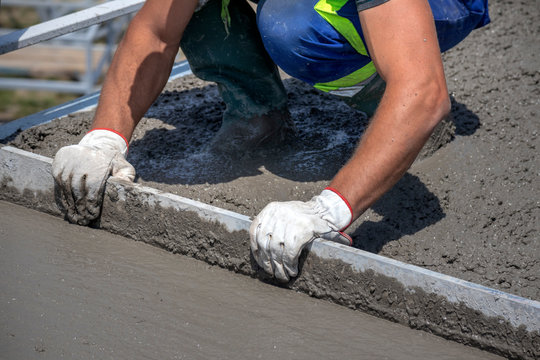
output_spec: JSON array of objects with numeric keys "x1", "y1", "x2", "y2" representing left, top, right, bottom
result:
[
  {"x1": 313, "y1": 0, "x2": 377, "y2": 92},
  {"x1": 314, "y1": 61, "x2": 376, "y2": 92},
  {"x1": 221, "y1": 0, "x2": 231, "y2": 35}
]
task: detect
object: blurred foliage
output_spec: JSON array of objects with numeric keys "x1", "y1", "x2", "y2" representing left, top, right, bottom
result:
[
  {"x1": 0, "y1": 6, "x2": 40, "y2": 28},
  {"x1": 0, "y1": 90, "x2": 77, "y2": 122},
  {"x1": 0, "y1": 6, "x2": 77, "y2": 122}
]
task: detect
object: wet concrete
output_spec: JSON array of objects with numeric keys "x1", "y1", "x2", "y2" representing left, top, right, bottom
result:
[
  {"x1": 1, "y1": 0, "x2": 538, "y2": 357},
  {"x1": 5, "y1": 0, "x2": 537, "y2": 302},
  {"x1": 98, "y1": 181, "x2": 540, "y2": 359},
  {"x1": 1, "y1": 145, "x2": 538, "y2": 358},
  {"x1": 0, "y1": 200, "x2": 502, "y2": 360}
]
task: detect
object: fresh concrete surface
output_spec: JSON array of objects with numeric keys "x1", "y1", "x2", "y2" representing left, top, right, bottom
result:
[
  {"x1": 1, "y1": 144, "x2": 538, "y2": 359},
  {"x1": 0, "y1": 200, "x2": 502, "y2": 360}
]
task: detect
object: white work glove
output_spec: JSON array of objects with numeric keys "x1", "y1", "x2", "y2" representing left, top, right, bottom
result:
[
  {"x1": 52, "y1": 129, "x2": 135, "y2": 226},
  {"x1": 250, "y1": 188, "x2": 353, "y2": 282}
]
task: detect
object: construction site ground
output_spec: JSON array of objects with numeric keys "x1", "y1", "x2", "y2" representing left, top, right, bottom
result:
[
  {"x1": 0, "y1": 200, "x2": 503, "y2": 359},
  {"x1": 7, "y1": 0, "x2": 539, "y2": 302}
]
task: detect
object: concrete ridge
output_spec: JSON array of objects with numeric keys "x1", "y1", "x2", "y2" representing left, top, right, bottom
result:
[
  {"x1": 109, "y1": 170, "x2": 540, "y2": 331},
  {"x1": 1, "y1": 145, "x2": 539, "y2": 360}
]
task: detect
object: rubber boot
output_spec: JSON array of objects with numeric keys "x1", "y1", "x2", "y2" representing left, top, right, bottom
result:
[
  {"x1": 340, "y1": 73, "x2": 386, "y2": 118},
  {"x1": 180, "y1": 0, "x2": 292, "y2": 155}
]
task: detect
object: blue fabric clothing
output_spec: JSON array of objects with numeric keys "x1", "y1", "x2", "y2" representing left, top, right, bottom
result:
[
  {"x1": 356, "y1": 0, "x2": 389, "y2": 11},
  {"x1": 256, "y1": 0, "x2": 490, "y2": 87},
  {"x1": 431, "y1": 0, "x2": 490, "y2": 51}
]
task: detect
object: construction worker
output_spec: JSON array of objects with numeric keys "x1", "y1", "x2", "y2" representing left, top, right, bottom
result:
[
  {"x1": 52, "y1": 0, "x2": 489, "y2": 281},
  {"x1": 250, "y1": 0, "x2": 490, "y2": 281}
]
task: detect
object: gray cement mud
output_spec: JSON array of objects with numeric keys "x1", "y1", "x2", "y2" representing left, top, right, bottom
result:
[
  {"x1": 0, "y1": 200, "x2": 503, "y2": 360},
  {"x1": 97, "y1": 182, "x2": 539, "y2": 359},
  {"x1": 0, "y1": 177, "x2": 59, "y2": 218},
  {"x1": 3, "y1": 0, "x2": 538, "y2": 305}
]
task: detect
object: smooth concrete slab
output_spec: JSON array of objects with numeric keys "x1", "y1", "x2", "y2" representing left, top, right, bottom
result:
[
  {"x1": 1, "y1": 145, "x2": 539, "y2": 359},
  {"x1": 0, "y1": 200, "x2": 502, "y2": 360}
]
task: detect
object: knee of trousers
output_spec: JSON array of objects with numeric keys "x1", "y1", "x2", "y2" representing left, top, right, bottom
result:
[
  {"x1": 429, "y1": 0, "x2": 491, "y2": 52},
  {"x1": 256, "y1": 0, "x2": 371, "y2": 87}
]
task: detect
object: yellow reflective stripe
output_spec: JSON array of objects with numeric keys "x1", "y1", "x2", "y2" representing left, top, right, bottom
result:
[
  {"x1": 314, "y1": 61, "x2": 376, "y2": 92},
  {"x1": 314, "y1": 0, "x2": 368, "y2": 56},
  {"x1": 313, "y1": 0, "x2": 376, "y2": 92},
  {"x1": 221, "y1": 0, "x2": 231, "y2": 35}
]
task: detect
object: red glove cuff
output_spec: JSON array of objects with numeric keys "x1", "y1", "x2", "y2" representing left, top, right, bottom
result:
[
  {"x1": 324, "y1": 186, "x2": 354, "y2": 231},
  {"x1": 88, "y1": 128, "x2": 129, "y2": 150}
]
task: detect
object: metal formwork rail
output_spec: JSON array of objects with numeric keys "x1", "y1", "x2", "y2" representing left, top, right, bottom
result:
[{"x1": 0, "y1": 0, "x2": 145, "y2": 55}]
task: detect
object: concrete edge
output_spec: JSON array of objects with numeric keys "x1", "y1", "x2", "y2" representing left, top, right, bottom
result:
[
  {"x1": 1, "y1": 144, "x2": 539, "y2": 336},
  {"x1": 111, "y1": 176, "x2": 251, "y2": 234},
  {"x1": 309, "y1": 240, "x2": 540, "y2": 330}
]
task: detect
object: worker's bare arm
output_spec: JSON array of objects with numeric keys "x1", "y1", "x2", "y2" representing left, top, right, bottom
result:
[
  {"x1": 92, "y1": 0, "x2": 198, "y2": 140},
  {"x1": 329, "y1": 0, "x2": 451, "y2": 218}
]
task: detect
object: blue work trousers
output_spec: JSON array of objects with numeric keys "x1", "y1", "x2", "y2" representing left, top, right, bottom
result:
[{"x1": 256, "y1": 0, "x2": 490, "y2": 87}]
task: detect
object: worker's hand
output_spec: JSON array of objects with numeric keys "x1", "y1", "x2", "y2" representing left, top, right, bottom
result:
[
  {"x1": 250, "y1": 188, "x2": 353, "y2": 282},
  {"x1": 52, "y1": 129, "x2": 135, "y2": 226}
]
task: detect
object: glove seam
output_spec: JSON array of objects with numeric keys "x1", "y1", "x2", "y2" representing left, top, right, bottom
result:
[
  {"x1": 89, "y1": 128, "x2": 129, "y2": 151},
  {"x1": 324, "y1": 186, "x2": 353, "y2": 231}
]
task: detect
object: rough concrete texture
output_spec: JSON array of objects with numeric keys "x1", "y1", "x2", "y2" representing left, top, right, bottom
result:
[
  {"x1": 1, "y1": 200, "x2": 505, "y2": 360},
  {"x1": 1, "y1": 147, "x2": 537, "y2": 359},
  {"x1": 98, "y1": 183, "x2": 539, "y2": 359},
  {"x1": 0, "y1": 148, "x2": 59, "y2": 217},
  {"x1": 3, "y1": 0, "x2": 538, "y2": 303}
]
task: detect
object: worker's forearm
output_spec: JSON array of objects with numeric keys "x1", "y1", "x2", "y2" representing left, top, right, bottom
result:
[
  {"x1": 329, "y1": 79, "x2": 450, "y2": 218},
  {"x1": 92, "y1": 17, "x2": 181, "y2": 140}
]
